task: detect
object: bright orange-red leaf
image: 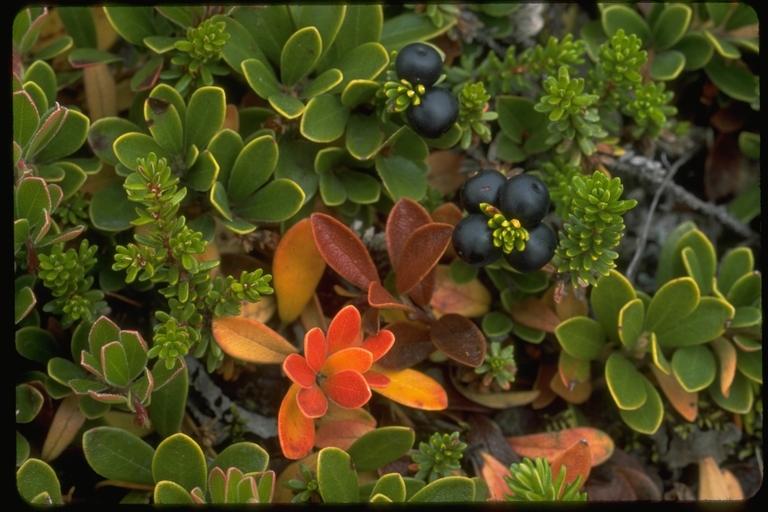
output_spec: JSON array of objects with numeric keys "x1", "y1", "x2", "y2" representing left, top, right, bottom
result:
[
  {"x1": 283, "y1": 353, "x2": 316, "y2": 388},
  {"x1": 297, "y1": 384, "x2": 328, "y2": 418},
  {"x1": 322, "y1": 347, "x2": 373, "y2": 375},
  {"x1": 363, "y1": 370, "x2": 391, "y2": 388},
  {"x1": 710, "y1": 336, "x2": 737, "y2": 397},
  {"x1": 395, "y1": 223, "x2": 453, "y2": 295},
  {"x1": 304, "y1": 328, "x2": 326, "y2": 373},
  {"x1": 367, "y1": 281, "x2": 414, "y2": 311},
  {"x1": 507, "y1": 427, "x2": 614, "y2": 467},
  {"x1": 360, "y1": 329, "x2": 395, "y2": 362},
  {"x1": 327, "y1": 305, "x2": 362, "y2": 355},
  {"x1": 273, "y1": 218, "x2": 326, "y2": 323},
  {"x1": 321, "y1": 369, "x2": 372, "y2": 409},
  {"x1": 431, "y1": 313, "x2": 486, "y2": 367},
  {"x1": 532, "y1": 363, "x2": 558, "y2": 410},
  {"x1": 315, "y1": 419, "x2": 376, "y2": 451},
  {"x1": 650, "y1": 365, "x2": 698, "y2": 422},
  {"x1": 478, "y1": 450, "x2": 513, "y2": 501},
  {"x1": 550, "y1": 440, "x2": 591, "y2": 496},
  {"x1": 311, "y1": 213, "x2": 379, "y2": 290},
  {"x1": 430, "y1": 264, "x2": 491, "y2": 318},
  {"x1": 371, "y1": 365, "x2": 448, "y2": 410},
  {"x1": 386, "y1": 198, "x2": 432, "y2": 269},
  {"x1": 550, "y1": 371, "x2": 592, "y2": 404},
  {"x1": 212, "y1": 316, "x2": 297, "y2": 364},
  {"x1": 278, "y1": 383, "x2": 316, "y2": 460},
  {"x1": 510, "y1": 298, "x2": 560, "y2": 332}
]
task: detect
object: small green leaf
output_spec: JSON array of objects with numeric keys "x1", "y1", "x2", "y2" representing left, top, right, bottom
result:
[
  {"x1": 130, "y1": 54, "x2": 164, "y2": 92},
  {"x1": 103, "y1": 6, "x2": 157, "y2": 46},
  {"x1": 726, "y1": 272, "x2": 761, "y2": 308},
  {"x1": 341, "y1": 79, "x2": 381, "y2": 107},
  {"x1": 119, "y1": 331, "x2": 148, "y2": 381},
  {"x1": 114, "y1": 132, "x2": 172, "y2": 171},
  {"x1": 280, "y1": 26, "x2": 322, "y2": 88},
  {"x1": 655, "y1": 297, "x2": 735, "y2": 348},
  {"x1": 650, "y1": 333, "x2": 671, "y2": 374},
  {"x1": 347, "y1": 427, "x2": 415, "y2": 473},
  {"x1": 618, "y1": 377, "x2": 663, "y2": 434},
  {"x1": 78, "y1": 395, "x2": 111, "y2": 419},
  {"x1": 185, "y1": 150, "x2": 219, "y2": 192},
  {"x1": 317, "y1": 447, "x2": 359, "y2": 503},
  {"x1": 153, "y1": 433, "x2": 207, "y2": 493},
  {"x1": 601, "y1": 4, "x2": 651, "y2": 45},
  {"x1": 301, "y1": 68, "x2": 343, "y2": 99},
  {"x1": 673, "y1": 32, "x2": 714, "y2": 70},
  {"x1": 300, "y1": 94, "x2": 351, "y2": 143},
  {"x1": 290, "y1": 5, "x2": 346, "y2": 62},
  {"x1": 274, "y1": 138, "x2": 320, "y2": 202},
  {"x1": 68, "y1": 48, "x2": 123, "y2": 68},
  {"x1": 232, "y1": 5, "x2": 292, "y2": 67},
  {"x1": 408, "y1": 476, "x2": 475, "y2": 503},
  {"x1": 555, "y1": 317, "x2": 606, "y2": 360},
  {"x1": 48, "y1": 356, "x2": 89, "y2": 387},
  {"x1": 55, "y1": 162, "x2": 88, "y2": 200},
  {"x1": 15, "y1": 286, "x2": 36, "y2": 325},
  {"x1": 101, "y1": 342, "x2": 130, "y2": 387},
  {"x1": 380, "y1": 12, "x2": 456, "y2": 52},
  {"x1": 672, "y1": 345, "x2": 717, "y2": 392},
  {"x1": 16, "y1": 326, "x2": 59, "y2": 364},
  {"x1": 212, "y1": 14, "x2": 272, "y2": 79},
  {"x1": 727, "y1": 186, "x2": 760, "y2": 224},
  {"x1": 672, "y1": 229, "x2": 716, "y2": 295},
  {"x1": 709, "y1": 370, "x2": 753, "y2": 414},
  {"x1": 652, "y1": 4, "x2": 691, "y2": 50},
  {"x1": 17, "y1": 458, "x2": 62, "y2": 504},
  {"x1": 186, "y1": 86, "x2": 225, "y2": 151},
  {"x1": 13, "y1": 91, "x2": 39, "y2": 149},
  {"x1": 339, "y1": 170, "x2": 380, "y2": 204},
  {"x1": 649, "y1": 50, "x2": 685, "y2": 81},
  {"x1": 16, "y1": 384, "x2": 44, "y2": 423},
  {"x1": 724, "y1": 3, "x2": 758, "y2": 31},
  {"x1": 657, "y1": 221, "x2": 696, "y2": 288},
  {"x1": 210, "y1": 182, "x2": 232, "y2": 221},
  {"x1": 704, "y1": 55, "x2": 757, "y2": 103},
  {"x1": 25, "y1": 82, "x2": 48, "y2": 115},
  {"x1": 210, "y1": 443, "x2": 270, "y2": 475},
  {"x1": 17, "y1": 431, "x2": 30, "y2": 467},
  {"x1": 645, "y1": 278, "x2": 700, "y2": 334},
  {"x1": 144, "y1": 97, "x2": 183, "y2": 155},
  {"x1": 208, "y1": 129, "x2": 243, "y2": 188},
  {"x1": 87, "y1": 117, "x2": 143, "y2": 167},
  {"x1": 327, "y1": 42, "x2": 389, "y2": 95},
  {"x1": 319, "y1": 171, "x2": 346, "y2": 206},
  {"x1": 147, "y1": 363, "x2": 187, "y2": 438},
  {"x1": 618, "y1": 298, "x2": 644, "y2": 348},
  {"x1": 320, "y1": 5, "x2": 383, "y2": 70},
  {"x1": 154, "y1": 480, "x2": 194, "y2": 504},
  {"x1": 736, "y1": 349, "x2": 761, "y2": 384},
  {"x1": 83, "y1": 427, "x2": 155, "y2": 485},
  {"x1": 605, "y1": 352, "x2": 647, "y2": 410},
  {"x1": 33, "y1": 36, "x2": 73, "y2": 61},
  {"x1": 375, "y1": 128, "x2": 430, "y2": 201},
  {"x1": 370, "y1": 473, "x2": 406, "y2": 503},
  {"x1": 450, "y1": 258, "x2": 479, "y2": 285},
  {"x1": 89, "y1": 316, "x2": 121, "y2": 355},
  {"x1": 228, "y1": 135, "x2": 278, "y2": 203},
  {"x1": 591, "y1": 270, "x2": 636, "y2": 343},
  {"x1": 738, "y1": 132, "x2": 760, "y2": 160},
  {"x1": 346, "y1": 113, "x2": 383, "y2": 161},
  {"x1": 267, "y1": 93, "x2": 305, "y2": 119},
  {"x1": 233, "y1": 179, "x2": 306, "y2": 223},
  {"x1": 730, "y1": 306, "x2": 762, "y2": 329},
  {"x1": 24, "y1": 59, "x2": 58, "y2": 107}
]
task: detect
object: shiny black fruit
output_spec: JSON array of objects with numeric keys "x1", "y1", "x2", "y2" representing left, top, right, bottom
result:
[
  {"x1": 407, "y1": 87, "x2": 459, "y2": 139},
  {"x1": 452, "y1": 214, "x2": 502, "y2": 267},
  {"x1": 395, "y1": 43, "x2": 443, "y2": 87},
  {"x1": 504, "y1": 222, "x2": 556, "y2": 273},
  {"x1": 499, "y1": 173, "x2": 551, "y2": 227},
  {"x1": 460, "y1": 169, "x2": 507, "y2": 214}
]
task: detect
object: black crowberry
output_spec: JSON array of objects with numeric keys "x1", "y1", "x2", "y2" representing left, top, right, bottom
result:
[
  {"x1": 395, "y1": 43, "x2": 443, "y2": 87},
  {"x1": 504, "y1": 222, "x2": 556, "y2": 273},
  {"x1": 460, "y1": 169, "x2": 507, "y2": 214},
  {"x1": 452, "y1": 214, "x2": 502, "y2": 267},
  {"x1": 499, "y1": 173, "x2": 551, "y2": 227},
  {"x1": 407, "y1": 87, "x2": 459, "y2": 139}
]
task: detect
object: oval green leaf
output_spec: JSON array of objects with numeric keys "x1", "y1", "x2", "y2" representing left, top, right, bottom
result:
[
  {"x1": 591, "y1": 270, "x2": 636, "y2": 343},
  {"x1": 672, "y1": 228, "x2": 716, "y2": 295},
  {"x1": 227, "y1": 135, "x2": 278, "y2": 203},
  {"x1": 17, "y1": 458, "x2": 61, "y2": 504},
  {"x1": 300, "y1": 94, "x2": 351, "y2": 143},
  {"x1": 709, "y1": 370, "x2": 753, "y2": 414},
  {"x1": 649, "y1": 50, "x2": 685, "y2": 81},
  {"x1": 605, "y1": 352, "x2": 647, "y2": 410},
  {"x1": 317, "y1": 447, "x2": 359, "y2": 503},
  {"x1": 152, "y1": 433, "x2": 207, "y2": 492},
  {"x1": 82, "y1": 427, "x2": 155, "y2": 485},
  {"x1": 618, "y1": 377, "x2": 663, "y2": 435},
  {"x1": 327, "y1": 42, "x2": 389, "y2": 95},
  {"x1": 736, "y1": 349, "x2": 762, "y2": 384},
  {"x1": 233, "y1": 178, "x2": 305, "y2": 223},
  {"x1": 15, "y1": 326, "x2": 59, "y2": 364},
  {"x1": 301, "y1": 68, "x2": 343, "y2": 99},
  {"x1": 210, "y1": 442, "x2": 269, "y2": 476},
  {"x1": 89, "y1": 181, "x2": 137, "y2": 232},
  {"x1": 408, "y1": 476, "x2": 475, "y2": 503},
  {"x1": 154, "y1": 480, "x2": 194, "y2": 504},
  {"x1": 704, "y1": 55, "x2": 758, "y2": 103},
  {"x1": 144, "y1": 97, "x2": 183, "y2": 155},
  {"x1": 185, "y1": 86, "x2": 225, "y2": 151},
  {"x1": 147, "y1": 363, "x2": 187, "y2": 438},
  {"x1": 555, "y1": 317, "x2": 606, "y2": 361},
  {"x1": 618, "y1": 298, "x2": 645, "y2": 348},
  {"x1": 726, "y1": 272, "x2": 761, "y2": 308},
  {"x1": 345, "y1": 113, "x2": 383, "y2": 161},
  {"x1": 281, "y1": 26, "x2": 322, "y2": 88},
  {"x1": 671, "y1": 345, "x2": 717, "y2": 392},
  {"x1": 268, "y1": 93, "x2": 305, "y2": 119},
  {"x1": 370, "y1": 473, "x2": 406, "y2": 503},
  {"x1": 601, "y1": 5, "x2": 651, "y2": 45},
  {"x1": 652, "y1": 4, "x2": 691, "y2": 50},
  {"x1": 673, "y1": 31, "x2": 714, "y2": 70},
  {"x1": 347, "y1": 427, "x2": 415, "y2": 473},
  {"x1": 655, "y1": 297, "x2": 735, "y2": 348},
  {"x1": 645, "y1": 277, "x2": 699, "y2": 334}
]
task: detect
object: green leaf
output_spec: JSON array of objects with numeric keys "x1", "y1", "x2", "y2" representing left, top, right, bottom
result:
[
  {"x1": 481, "y1": 311, "x2": 514, "y2": 339},
  {"x1": 149, "y1": 83, "x2": 187, "y2": 122},
  {"x1": 300, "y1": 94, "x2": 350, "y2": 143},
  {"x1": 370, "y1": 473, "x2": 406, "y2": 503},
  {"x1": 210, "y1": 443, "x2": 269, "y2": 475},
  {"x1": 101, "y1": 342, "x2": 130, "y2": 387},
  {"x1": 652, "y1": 4, "x2": 691, "y2": 50},
  {"x1": 496, "y1": 96, "x2": 548, "y2": 144},
  {"x1": 605, "y1": 352, "x2": 647, "y2": 410},
  {"x1": 673, "y1": 32, "x2": 714, "y2": 70},
  {"x1": 68, "y1": 48, "x2": 123, "y2": 68},
  {"x1": 154, "y1": 480, "x2": 194, "y2": 504},
  {"x1": 186, "y1": 150, "x2": 219, "y2": 192},
  {"x1": 83, "y1": 427, "x2": 155, "y2": 485},
  {"x1": 709, "y1": 370, "x2": 753, "y2": 414},
  {"x1": 152, "y1": 433, "x2": 207, "y2": 493},
  {"x1": 650, "y1": 333, "x2": 671, "y2": 374},
  {"x1": 320, "y1": 5, "x2": 383, "y2": 71},
  {"x1": 16, "y1": 326, "x2": 59, "y2": 364},
  {"x1": 704, "y1": 31, "x2": 741, "y2": 59},
  {"x1": 89, "y1": 181, "x2": 138, "y2": 232},
  {"x1": 24, "y1": 60, "x2": 58, "y2": 107},
  {"x1": 339, "y1": 170, "x2": 380, "y2": 204},
  {"x1": 730, "y1": 306, "x2": 762, "y2": 329},
  {"x1": 274, "y1": 138, "x2": 319, "y2": 202},
  {"x1": 327, "y1": 42, "x2": 389, "y2": 95},
  {"x1": 671, "y1": 345, "x2": 717, "y2": 392},
  {"x1": 15, "y1": 177, "x2": 51, "y2": 238},
  {"x1": 347, "y1": 427, "x2": 415, "y2": 473},
  {"x1": 618, "y1": 377, "x2": 663, "y2": 434},
  {"x1": 450, "y1": 258, "x2": 479, "y2": 285},
  {"x1": 704, "y1": 55, "x2": 757, "y2": 103},
  {"x1": 736, "y1": 349, "x2": 761, "y2": 384},
  {"x1": 655, "y1": 297, "x2": 735, "y2": 348},
  {"x1": 78, "y1": 395, "x2": 111, "y2": 419},
  {"x1": 645, "y1": 277, "x2": 700, "y2": 334},
  {"x1": 89, "y1": 316, "x2": 120, "y2": 356},
  {"x1": 144, "y1": 97, "x2": 183, "y2": 155},
  {"x1": 672, "y1": 229, "x2": 716, "y2": 295},
  {"x1": 727, "y1": 186, "x2": 761, "y2": 224},
  {"x1": 33, "y1": 36, "x2": 74, "y2": 61},
  {"x1": 375, "y1": 128, "x2": 430, "y2": 201},
  {"x1": 618, "y1": 298, "x2": 644, "y2": 348},
  {"x1": 114, "y1": 132, "x2": 171, "y2": 171},
  {"x1": 705, "y1": 3, "x2": 730, "y2": 27},
  {"x1": 54, "y1": 161, "x2": 87, "y2": 200},
  {"x1": 233, "y1": 179, "x2": 305, "y2": 223},
  {"x1": 87, "y1": 117, "x2": 142, "y2": 167},
  {"x1": 210, "y1": 182, "x2": 232, "y2": 221},
  {"x1": 17, "y1": 458, "x2": 62, "y2": 504},
  {"x1": 591, "y1": 270, "x2": 636, "y2": 343},
  {"x1": 147, "y1": 364, "x2": 187, "y2": 438},
  {"x1": 726, "y1": 272, "x2": 761, "y2": 308},
  {"x1": 17, "y1": 431, "x2": 30, "y2": 467},
  {"x1": 601, "y1": 4, "x2": 651, "y2": 45},
  {"x1": 341, "y1": 79, "x2": 381, "y2": 107},
  {"x1": 208, "y1": 129, "x2": 243, "y2": 188},
  {"x1": 657, "y1": 221, "x2": 696, "y2": 288},
  {"x1": 301, "y1": 68, "x2": 343, "y2": 99},
  {"x1": 555, "y1": 317, "x2": 606, "y2": 360},
  {"x1": 317, "y1": 447, "x2": 359, "y2": 503},
  {"x1": 186, "y1": 86, "x2": 225, "y2": 151},
  {"x1": 319, "y1": 171, "x2": 346, "y2": 206},
  {"x1": 13, "y1": 91, "x2": 39, "y2": 149},
  {"x1": 212, "y1": 14, "x2": 272, "y2": 79},
  {"x1": 48, "y1": 357, "x2": 89, "y2": 387},
  {"x1": 649, "y1": 50, "x2": 685, "y2": 81},
  {"x1": 346, "y1": 113, "x2": 383, "y2": 161},
  {"x1": 228, "y1": 135, "x2": 278, "y2": 203},
  {"x1": 15, "y1": 286, "x2": 36, "y2": 325},
  {"x1": 380, "y1": 12, "x2": 456, "y2": 52},
  {"x1": 408, "y1": 476, "x2": 475, "y2": 503},
  {"x1": 718, "y1": 247, "x2": 754, "y2": 297},
  {"x1": 267, "y1": 93, "x2": 305, "y2": 119},
  {"x1": 16, "y1": 384, "x2": 44, "y2": 423},
  {"x1": 290, "y1": 5, "x2": 346, "y2": 62},
  {"x1": 738, "y1": 132, "x2": 760, "y2": 160},
  {"x1": 232, "y1": 5, "x2": 292, "y2": 67},
  {"x1": 103, "y1": 6, "x2": 158, "y2": 46},
  {"x1": 724, "y1": 3, "x2": 758, "y2": 31},
  {"x1": 280, "y1": 26, "x2": 322, "y2": 87}
]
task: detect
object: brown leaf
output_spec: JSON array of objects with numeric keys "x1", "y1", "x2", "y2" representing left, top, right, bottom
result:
[
  {"x1": 612, "y1": 465, "x2": 662, "y2": 500},
  {"x1": 531, "y1": 363, "x2": 558, "y2": 410},
  {"x1": 507, "y1": 427, "x2": 614, "y2": 467},
  {"x1": 311, "y1": 212, "x2": 379, "y2": 290},
  {"x1": 408, "y1": 268, "x2": 435, "y2": 306},
  {"x1": 584, "y1": 467, "x2": 637, "y2": 501},
  {"x1": 212, "y1": 316, "x2": 297, "y2": 363},
  {"x1": 431, "y1": 313, "x2": 486, "y2": 367},
  {"x1": 239, "y1": 295, "x2": 276, "y2": 324},
  {"x1": 649, "y1": 365, "x2": 697, "y2": 422},
  {"x1": 558, "y1": 350, "x2": 590, "y2": 387},
  {"x1": 510, "y1": 298, "x2": 560, "y2": 332},
  {"x1": 361, "y1": 305, "x2": 380, "y2": 335},
  {"x1": 223, "y1": 103, "x2": 239, "y2": 132},
  {"x1": 376, "y1": 321, "x2": 434, "y2": 370},
  {"x1": 466, "y1": 414, "x2": 520, "y2": 468},
  {"x1": 550, "y1": 370, "x2": 592, "y2": 404},
  {"x1": 704, "y1": 133, "x2": 742, "y2": 201},
  {"x1": 395, "y1": 223, "x2": 453, "y2": 295},
  {"x1": 550, "y1": 440, "x2": 591, "y2": 495},
  {"x1": 41, "y1": 394, "x2": 85, "y2": 462},
  {"x1": 426, "y1": 149, "x2": 465, "y2": 195},
  {"x1": 710, "y1": 102, "x2": 747, "y2": 134},
  {"x1": 430, "y1": 264, "x2": 491, "y2": 318},
  {"x1": 386, "y1": 198, "x2": 432, "y2": 269},
  {"x1": 367, "y1": 281, "x2": 413, "y2": 312},
  {"x1": 83, "y1": 63, "x2": 117, "y2": 121},
  {"x1": 430, "y1": 202, "x2": 463, "y2": 226}
]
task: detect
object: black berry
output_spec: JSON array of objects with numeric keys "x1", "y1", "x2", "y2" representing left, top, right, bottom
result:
[
  {"x1": 460, "y1": 169, "x2": 507, "y2": 214},
  {"x1": 499, "y1": 173, "x2": 551, "y2": 227},
  {"x1": 452, "y1": 214, "x2": 502, "y2": 267},
  {"x1": 407, "y1": 87, "x2": 458, "y2": 139},
  {"x1": 395, "y1": 43, "x2": 443, "y2": 87},
  {"x1": 504, "y1": 222, "x2": 556, "y2": 273}
]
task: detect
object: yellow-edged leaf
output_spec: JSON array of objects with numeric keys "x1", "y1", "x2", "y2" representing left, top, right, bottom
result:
[
  {"x1": 650, "y1": 364, "x2": 698, "y2": 422},
  {"x1": 371, "y1": 364, "x2": 447, "y2": 410},
  {"x1": 212, "y1": 316, "x2": 297, "y2": 363}
]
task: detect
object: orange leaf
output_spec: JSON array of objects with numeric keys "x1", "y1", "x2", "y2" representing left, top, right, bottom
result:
[
  {"x1": 278, "y1": 383, "x2": 316, "y2": 460},
  {"x1": 550, "y1": 370, "x2": 592, "y2": 404},
  {"x1": 386, "y1": 198, "x2": 432, "y2": 269},
  {"x1": 363, "y1": 370, "x2": 390, "y2": 388},
  {"x1": 304, "y1": 328, "x2": 326, "y2": 373},
  {"x1": 550, "y1": 440, "x2": 591, "y2": 496},
  {"x1": 321, "y1": 370, "x2": 372, "y2": 409},
  {"x1": 283, "y1": 353, "x2": 316, "y2": 388},
  {"x1": 42, "y1": 394, "x2": 86, "y2": 462},
  {"x1": 360, "y1": 329, "x2": 395, "y2": 362},
  {"x1": 699, "y1": 456, "x2": 742, "y2": 500},
  {"x1": 395, "y1": 223, "x2": 453, "y2": 295},
  {"x1": 297, "y1": 385, "x2": 328, "y2": 418},
  {"x1": 327, "y1": 305, "x2": 363, "y2": 354},
  {"x1": 273, "y1": 218, "x2": 327, "y2": 323},
  {"x1": 311, "y1": 213, "x2": 379, "y2": 291},
  {"x1": 368, "y1": 281, "x2": 414, "y2": 312},
  {"x1": 532, "y1": 363, "x2": 558, "y2": 410},
  {"x1": 430, "y1": 202, "x2": 463, "y2": 227},
  {"x1": 322, "y1": 347, "x2": 373, "y2": 375},
  {"x1": 507, "y1": 427, "x2": 614, "y2": 467},
  {"x1": 510, "y1": 298, "x2": 560, "y2": 332},
  {"x1": 212, "y1": 316, "x2": 297, "y2": 364},
  {"x1": 315, "y1": 419, "x2": 376, "y2": 451},
  {"x1": 478, "y1": 450, "x2": 513, "y2": 501},
  {"x1": 650, "y1": 365, "x2": 697, "y2": 422},
  {"x1": 431, "y1": 313, "x2": 486, "y2": 367},
  {"x1": 709, "y1": 336, "x2": 737, "y2": 397},
  {"x1": 371, "y1": 364, "x2": 448, "y2": 410},
  {"x1": 430, "y1": 264, "x2": 491, "y2": 318}
]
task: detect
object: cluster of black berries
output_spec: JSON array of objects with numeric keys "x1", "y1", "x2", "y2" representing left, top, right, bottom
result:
[
  {"x1": 452, "y1": 169, "x2": 557, "y2": 273},
  {"x1": 396, "y1": 43, "x2": 458, "y2": 139}
]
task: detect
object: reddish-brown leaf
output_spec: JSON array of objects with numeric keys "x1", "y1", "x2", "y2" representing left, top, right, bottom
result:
[
  {"x1": 297, "y1": 385, "x2": 328, "y2": 418},
  {"x1": 550, "y1": 371, "x2": 592, "y2": 404},
  {"x1": 550, "y1": 440, "x2": 591, "y2": 495},
  {"x1": 477, "y1": 450, "x2": 512, "y2": 501},
  {"x1": 367, "y1": 281, "x2": 414, "y2": 312},
  {"x1": 430, "y1": 313, "x2": 486, "y2": 367},
  {"x1": 466, "y1": 414, "x2": 520, "y2": 469},
  {"x1": 212, "y1": 316, "x2": 297, "y2": 364},
  {"x1": 386, "y1": 198, "x2": 432, "y2": 269},
  {"x1": 278, "y1": 383, "x2": 316, "y2": 460},
  {"x1": 426, "y1": 149, "x2": 465, "y2": 195},
  {"x1": 375, "y1": 321, "x2": 434, "y2": 370},
  {"x1": 510, "y1": 298, "x2": 560, "y2": 332},
  {"x1": 532, "y1": 363, "x2": 558, "y2": 410},
  {"x1": 274, "y1": 218, "x2": 327, "y2": 323},
  {"x1": 311, "y1": 213, "x2": 379, "y2": 290},
  {"x1": 283, "y1": 354, "x2": 316, "y2": 388},
  {"x1": 361, "y1": 305, "x2": 380, "y2": 335},
  {"x1": 407, "y1": 268, "x2": 436, "y2": 306},
  {"x1": 322, "y1": 347, "x2": 373, "y2": 376},
  {"x1": 395, "y1": 223, "x2": 453, "y2": 295},
  {"x1": 507, "y1": 427, "x2": 614, "y2": 467},
  {"x1": 322, "y1": 369, "x2": 372, "y2": 409},
  {"x1": 360, "y1": 329, "x2": 395, "y2": 362},
  {"x1": 326, "y1": 304, "x2": 363, "y2": 355},
  {"x1": 42, "y1": 394, "x2": 86, "y2": 462},
  {"x1": 649, "y1": 365, "x2": 698, "y2": 422},
  {"x1": 371, "y1": 364, "x2": 448, "y2": 410},
  {"x1": 430, "y1": 202, "x2": 463, "y2": 226}
]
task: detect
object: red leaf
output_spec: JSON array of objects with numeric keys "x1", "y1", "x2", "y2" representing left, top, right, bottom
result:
[
  {"x1": 322, "y1": 347, "x2": 373, "y2": 376},
  {"x1": 367, "y1": 281, "x2": 414, "y2": 312},
  {"x1": 311, "y1": 213, "x2": 379, "y2": 290},
  {"x1": 297, "y1": 385, "x2": 328, "y2": 418},
  {"x1": 360, "y1": 329, "x2": 395, "y2": 362},
  {"x1": 304, "y1": 328, "x2": 326, "y2": 373},
  {"x1": 507, "y1": 427, "x2": 614, "y2": 467},
  {"x1": 550, "y1": 439, "x2": 591, "y2": 497},
  {"x1": 376, "y1": 321, "x2": 434, "y2": 370},
  {"x1": 321, "y1": 370, "x2": 372, "y2": 409},
  {"x1": 395, "y1": 223, "x2": 453, "y2": 295},
  {"x1": 283, "y1": 354, "x2": 316, "y2": 389},
  {"x1": 386, "y1": 198, "x2": 432, "y2": 269},
  {"x1": 326, "y1": 304, "x2": 363, "y2": 355},
  {"x1": 363, "y1": 370, "x2": 391, "y2": 388},
  {"x1": 430, "y1": 313, "x2": 487, "y2": 367},
  {"x1": 477, "y1": 450, "x2": 513, "y2": 501},
  {"x1": 278, "y1": 383, "x2": 316, "y2": 460}
]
